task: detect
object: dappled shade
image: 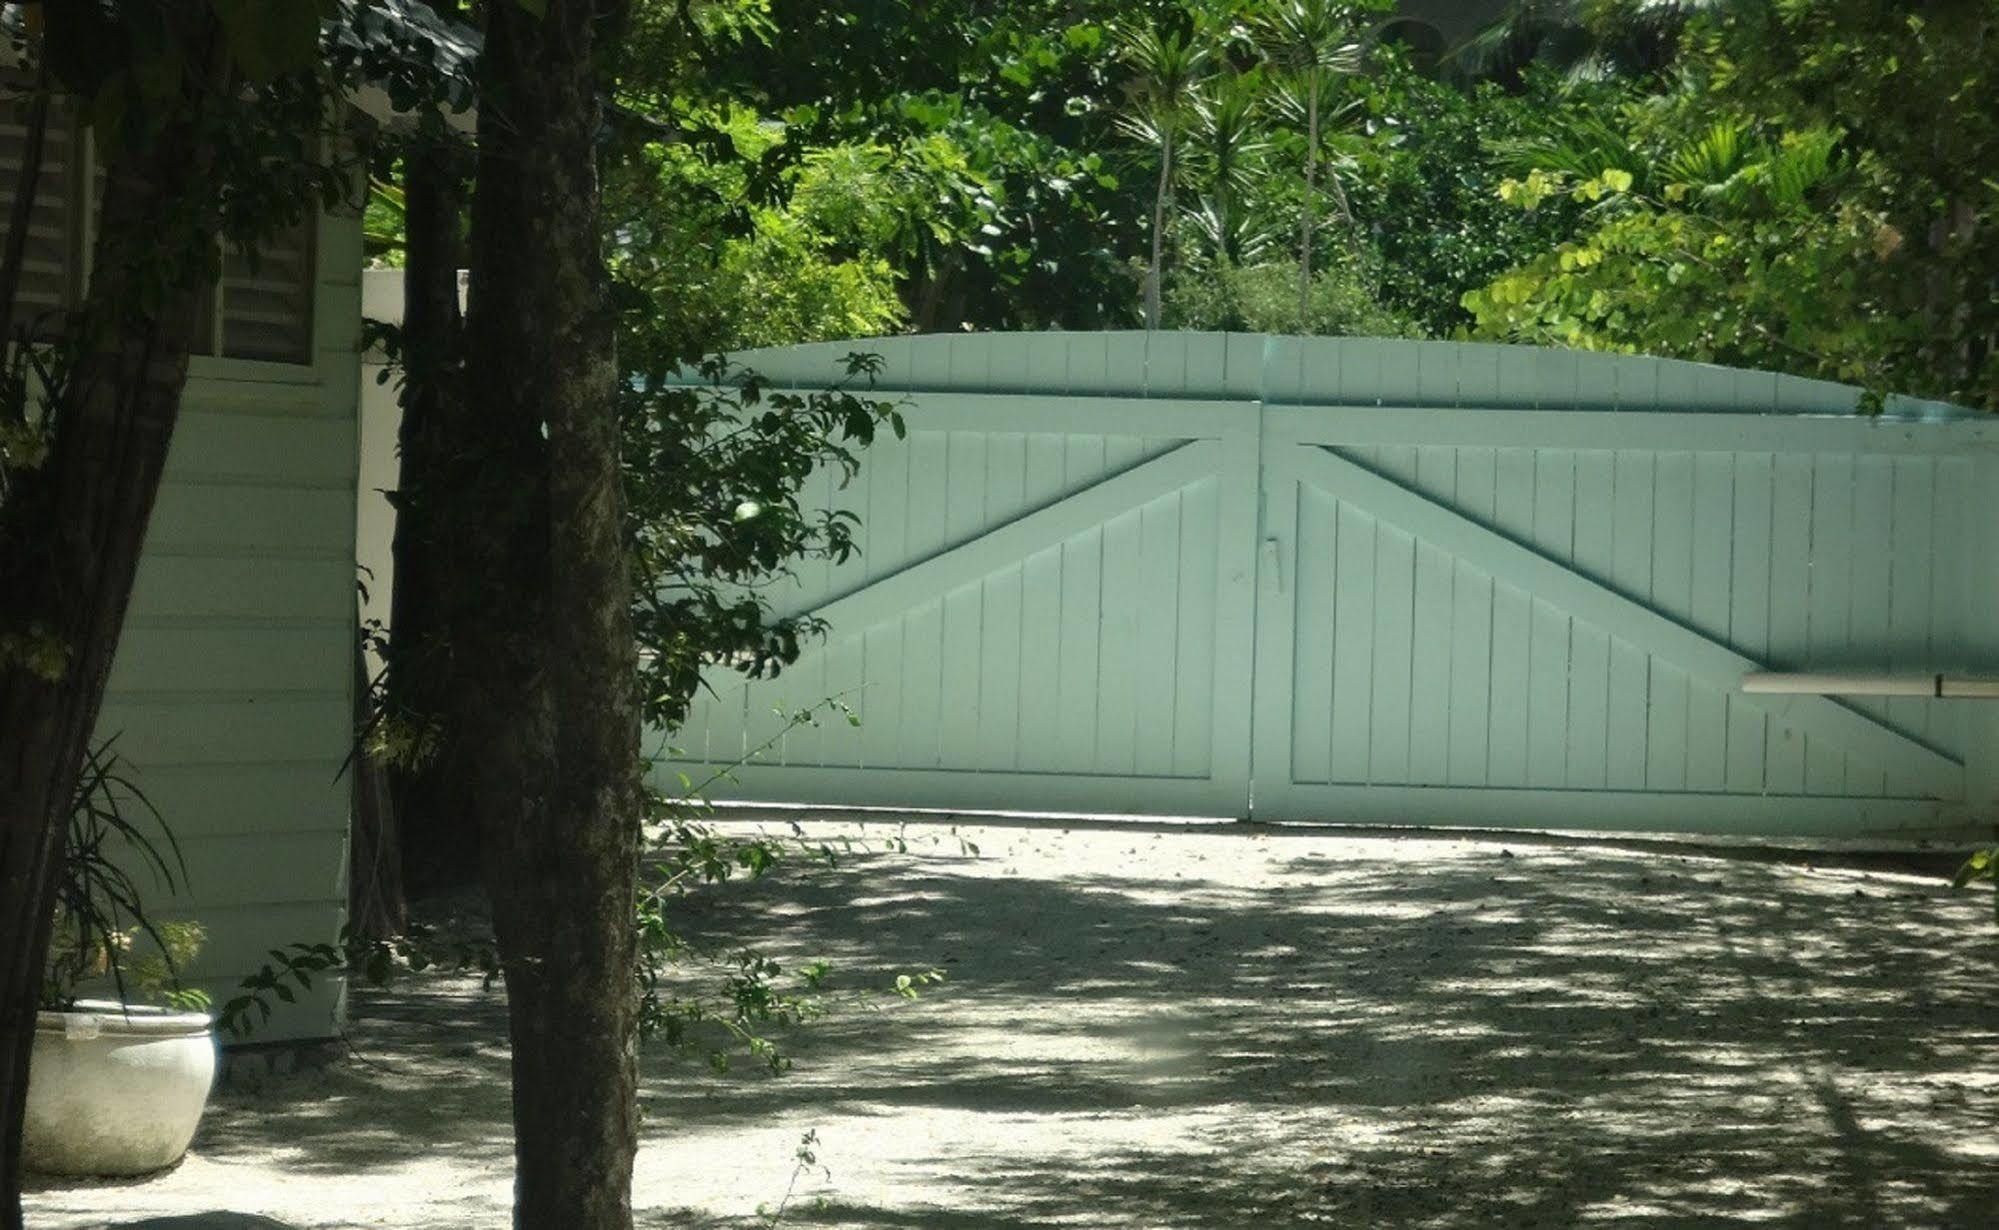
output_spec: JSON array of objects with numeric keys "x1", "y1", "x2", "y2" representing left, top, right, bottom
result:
[{"x1": 29, "y1": 819, "x2": 1996, "y2": 1228}]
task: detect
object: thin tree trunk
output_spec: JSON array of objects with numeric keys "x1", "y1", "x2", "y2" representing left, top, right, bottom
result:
[
  {"x1": 464, "y1": 1, "x2": 641, "y2": 1226},
  {"x1": 388, "y1": 108, "x2": 477, "y2": 896},
  {"x1": 0, "y1": 27, "x2": 226, "y2": 1219},
  {"x1": 347, "y1": 643, "x2": 406, "y2": 940},
  {"x1": 1147, "y1": 139, "x2": 1171, "y2": 330},
  {"x1": 1299, "y1": 71, "x2": 1318, "y2": 323}
]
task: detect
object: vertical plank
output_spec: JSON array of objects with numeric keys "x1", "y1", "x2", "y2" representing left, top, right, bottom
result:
[
  {"x1": 1526, "y1": 600, "x2": 1571, "y2": 787},
  {"x1": 863, "y1": 435, "x2": 911, "y2": 584},
  {"x1": 1173, "y1": 477, "x2": 1220, "y2": 778},
  {"x1": 1844, "y1": 454, "x2": 1895, "y2": 797},
  {"x1": 1645, "y1": 659, "x2": 1690, "y2": 791},
  {"x1": 944, "y1": 431, "x2": 988, "y2": 548},
  {"x1": 1647, "y1": 452, "x2": 1694, "y2": 787},
  {"x1": 1927, "y1": 458, "x2": 1971, "y2": 763},
  {"x1": 1650, "y1": 452, "x2": 1695, "y2": 622},
  {"x1": 1406, "y1": 447, "x2": 1459, "y2": 784},
  {"x1": 1134, "y1": 491, "x2": 1183, "y2": 776},
  {"x1": 976, "y1": 565, "x2": 1024, "y2": 772},
  {"x1": 1567, "y1": 451, "x2": 1615, "y2": 787},
  {"x1": 1805, "y1": 454, "x2": 1855, "y2": 795},
  {"x1": 1763, "y1": 453, "x2": 1814, "y2": 792},
  {"x1": 1884, "y1": 457, "x2": 1936, "y2": 749},
  {"x1": 1492, "y1": 448, "x2": 1537, "y2": 543},
  {"x1": 1726, "y1": 454, "x2": 1774, "y2": 793},
  {"x1": 1447, "y1": 560, "x2": 1494, "y2": 786},
  {"x1": 1408, "y1": 539, "x2": 1456, "y2": 785},
  {"x1": 1094, "y1": 506, "x2": 1144, "y2": 775},
  {"x1": 1015, "y1": 541, "x2": 1065, "y2": 771},
  {"x1": 817, "y1": 636, "x2": 865, "y2": 767},
  {"x1": 1327, "y1": 502, "x2": 1377, "y2": 782},
  {"x1": 1532, "y1": 449, "x2": 1576, "y2": 564},
  {"x1": 899, "y1": 599, "x2": 945, "y2": 768},
  {"x1": 1685, "y1": 453, "x2": 1733, "y2": 790},
  {"x1": 1455, "y1": 447, "x2": 1498, "y2": 524},
  {"x1": 1291, "y1": 486, "x2": 1337, "y2": 785},
  {"x1": 859, "y1": 621, "x2": 905, "y2": 769},
  {"x1": 1368, "y1": 521, "x2": 1417, "y2": 783},
  {"x1": 937, "y1": 582, "x2": 983, "y2": 769},
  {"x1": 1054, "y1": 527, "x2": 1103, "y2": 774},
  {"x1": 1486, "y1": 452, "x2": 1538, "y2": 787},
  {"x1": 1023, "y1": 432, "x2": 1069, "y2": 507},
  {"x1": 903, "y1": 432, "x2": 950, "y2": 562},
  {"x1": 985, "y1": 431, "x2": 1029, "y2": 531},
  {"x1": 1605, "y1": 636, "x2": 1649, "y2": 789}
]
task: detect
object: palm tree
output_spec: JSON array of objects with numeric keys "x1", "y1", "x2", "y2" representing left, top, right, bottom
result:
[
  {"x1": 1115, "y1": 20, "x2": 1211, "y2": 330},
  {"x1": 1186, "y1": 64, "x2": 1276, "y2": 268},
  {"x1": 1250, "y1": 0, "x2": 1363, "y2": 319}
]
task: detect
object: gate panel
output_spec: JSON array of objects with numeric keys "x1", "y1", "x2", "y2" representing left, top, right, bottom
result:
[
  {"x1": 1254, "y1": 410, "x2": 1979, "y2": 838},
  {"x1": 657, "y1": 389, "x2": 1260, "y2": 817}
]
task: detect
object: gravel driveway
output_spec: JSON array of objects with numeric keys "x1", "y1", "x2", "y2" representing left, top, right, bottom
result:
[{"x1": 27, "y1": 815, "x2": 1999, "y2": 1229}]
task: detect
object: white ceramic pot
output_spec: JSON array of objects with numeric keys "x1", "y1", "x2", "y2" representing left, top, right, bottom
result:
[{"x1": 24, "y1": 1000, "x2": 216, "y2": 1176}]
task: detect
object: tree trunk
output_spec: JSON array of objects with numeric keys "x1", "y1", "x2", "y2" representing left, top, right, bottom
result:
[
  {"x1": 1299, "y1": 71, "x2": 1319, "y2": 324},
  {"x1": 0, "y1": 35, "x2": 226, "y2": 1222},
  {"x1": 463, "y1": 1, "x2": 641, "y2": 1227},
  {"x1": 388, "y1": 111, "x2": 479, "y2": 896},
  {"x1": 0, "y1": 67, "x2": 50, "y2": 352},
  {"x1": 1147, "y1": 139, "x2": 1171, "y2": 331},
  {"x1": 347, "y1": 642, "x2": 406, "y2": 940}
]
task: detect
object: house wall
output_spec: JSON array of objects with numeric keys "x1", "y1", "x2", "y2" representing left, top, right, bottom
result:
[{"x1": 94, "y1": 203, "x2": 366, "y2": 1043}]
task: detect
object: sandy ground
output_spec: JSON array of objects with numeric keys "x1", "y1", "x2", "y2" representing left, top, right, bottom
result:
[{"x1": 24, "y1": 814, "x2": 1999, "y2": 1229}]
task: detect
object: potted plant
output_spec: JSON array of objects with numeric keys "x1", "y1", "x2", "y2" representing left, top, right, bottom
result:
[{"x1": 26, "y1": 740, "x2": 218, "y2": 1178}]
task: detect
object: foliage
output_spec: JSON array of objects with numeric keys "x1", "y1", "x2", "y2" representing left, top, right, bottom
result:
[
  {"x1": 1343, "y1": 57, "x2": 1620, "y2": 335},
  {"x1": 1463, "y1": 1, "x2": 1999, "y2": 409},
  {"x1": 1165, "y1": 257, "x2": 1412, "y2": 336},
  {"x1": 632, "y1": 702, "x2": 949, "y2": 1074},
  {"x1": 621, "y1": 353, "x2": 904, "y2": 732},
  {"x1": 607, "y1": 129, "x2": 909, "y2": 355},
  {"x1": 607, "y1": 0, "x2": 1145, "y2": 333},
  {"x1": 1953, "y1": 848, "x2": 1997, "y2": 923},
  {"x1": 42, "y1": 739, "x2": 208, "y2": 1013}
]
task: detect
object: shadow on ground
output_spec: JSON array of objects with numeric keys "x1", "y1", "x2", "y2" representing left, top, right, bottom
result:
[{"x1": 28, "y1": 820, "x2": 1999, "y2": 1229}]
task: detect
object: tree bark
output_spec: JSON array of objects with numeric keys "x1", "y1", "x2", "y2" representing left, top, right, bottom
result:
[
  {"x1": 0, "y1": 29, "x2": 226, "y2": 1221},
  {"x1": 1147, "y1": 139, "x2": 1171, "y2": 331},
  {"x1": 0, "y1": 66, "x2": 50, "y2": 353},
  {"x1": 388, "y1": 107, "x2": 479, "y2": 895},
  {"x1": 347, "y1": 643, "x2": 407, "y2": 940},
  {"x1": 463, "y1": 1, "x2": 642, "y2": 1227},
  {"x1": 1299, "y1": 70, "x2": 1319, "y2": 324}
]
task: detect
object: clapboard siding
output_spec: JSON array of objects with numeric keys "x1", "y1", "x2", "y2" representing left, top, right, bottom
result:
[
  {"x1": 94, "y1": 762, "x2": 350, "y2": 841},
  {"x1": 657, "y1": 333, "x2": 1993, "y2": 842},
  {"x1": 83, "y1": 202, "x2": 363, "y2": 1042}
]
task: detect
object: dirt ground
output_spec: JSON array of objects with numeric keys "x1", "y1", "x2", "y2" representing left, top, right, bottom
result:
[{"x1": 24, "y1": 814, "x2": 1999, "y2": 1229}]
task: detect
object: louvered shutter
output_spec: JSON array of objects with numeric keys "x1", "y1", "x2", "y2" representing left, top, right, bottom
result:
[
  {"x1": 220, "y1": 217, "x2": 314, "y2": 364},
  {"x1": 0, "y1": 70, "x2": 81, "y2": 336}
]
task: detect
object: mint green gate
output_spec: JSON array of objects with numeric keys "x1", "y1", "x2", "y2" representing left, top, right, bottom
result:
[{"x1": 653, "y1": 334, "x2": 1999, "y2": 841}]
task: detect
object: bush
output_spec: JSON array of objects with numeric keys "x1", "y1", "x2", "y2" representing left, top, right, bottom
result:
[{"x1": 1164, "y1": 258, "x2": 1415, "y2": 337}]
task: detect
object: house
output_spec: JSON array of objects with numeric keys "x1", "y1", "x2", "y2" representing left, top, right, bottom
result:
[{"x1": 2, "y1": 82, "x2": 404, "y2": 1045}]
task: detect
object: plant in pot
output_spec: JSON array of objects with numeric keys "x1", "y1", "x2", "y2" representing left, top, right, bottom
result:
[{"x1": 27, "y1": 739, "x2": 218, "y2": 1178}]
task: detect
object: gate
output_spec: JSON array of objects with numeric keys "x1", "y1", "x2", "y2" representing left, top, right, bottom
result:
[{"x1": 653, "y1": 334, "x2": 1999, "y2": 840}]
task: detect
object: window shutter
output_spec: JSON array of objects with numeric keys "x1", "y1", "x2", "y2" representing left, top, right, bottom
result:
[
  {"x1": 0, "y1": 71, "x2": 81, "y2": 335},
  {"x1": 221, "y1": 217, "x2": 315, "y2": 364}
]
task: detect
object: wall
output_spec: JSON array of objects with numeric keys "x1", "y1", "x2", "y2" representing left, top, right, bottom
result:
[{"x1": 93, "y1": 205, "x2": 366, "y2": 1042}]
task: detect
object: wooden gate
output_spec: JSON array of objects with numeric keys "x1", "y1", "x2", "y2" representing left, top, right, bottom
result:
[{"x1": 655, "y1": 334, "x2": 1999, "y2": 840}]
